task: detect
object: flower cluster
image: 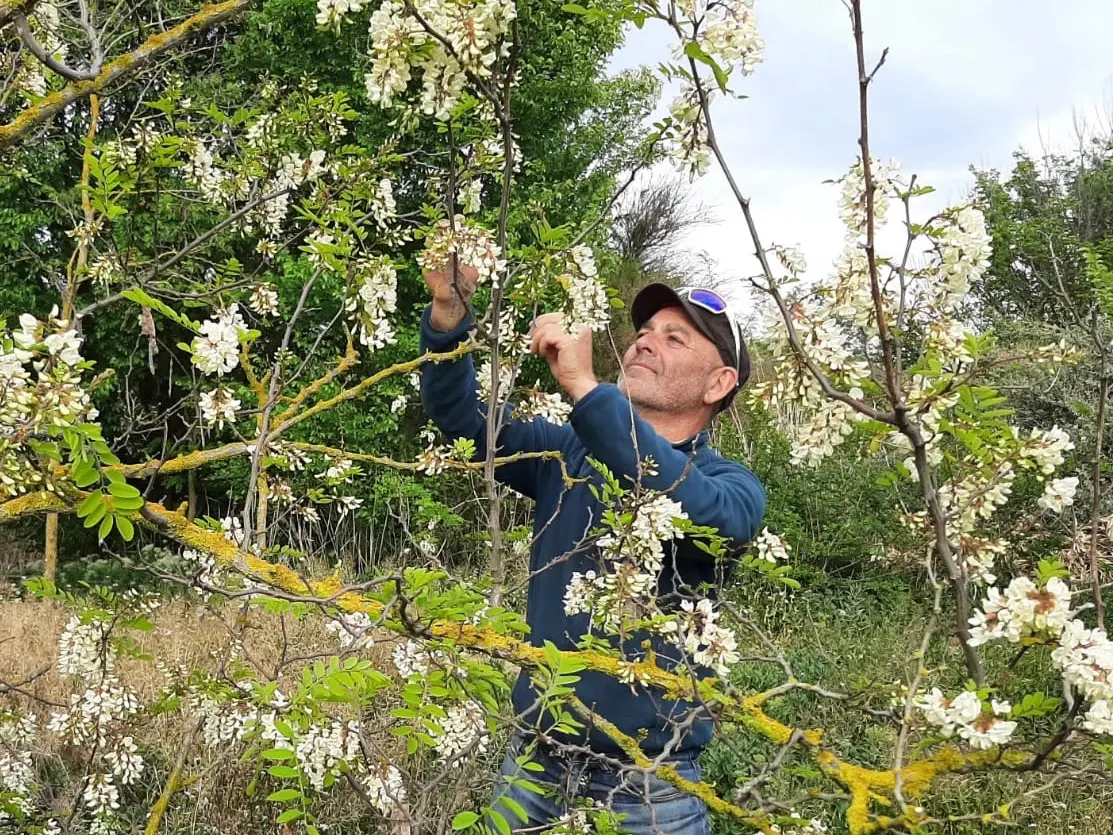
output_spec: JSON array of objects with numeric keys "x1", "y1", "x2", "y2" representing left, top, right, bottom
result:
[
  {"x1": 104, "y1": 736, "x2": 145, "y2": 785},
  {"x1": 191, "y1": 694, "x2": 256, "y2": 747},
  {"x1": 432, "y1": 700, "x2": 488, "y2": 764},
  {"x1": 317, "y1": 0, "x2": 367, "y2": 31},
  {"x1": 559, "y1": 245, "x2": 610, "y2": 335},
  {"x1": 968, "y1": 577, "x2": 1073, "y2": 648},
  {"x1": 191, "y1": 305, "x2": 246, "y2": 377},
  {"x1": 419, "y1": 216, "x2": 505, "y2": 287},
  {"x1": 249, "y1": 282, "x2": 280, "y2": 317},
  {"x1": 673, "y1": 0, "x2": 765, "y2": 76},
  {"x1": 0, "y1": 729, "x2": 34, "y2": 821},
  {"x1": 665, "y1": 598, "x2": 741, "y2": 677},
  {"x1": 326, "y1": 611, "x2": 376, "y2": 650},
  {"x1": 345, "y1": 256, "x2": 399, "y2": 351},
  {"x1": 663, "y1": 86, "x2": 710, "y2": 176},
  {"x1": 48, "y1": 679, "x2": 141, "y2": 747},
  {"x1": 199, "y1": 385, "x2": 241, "y2": 429},
  {"x1": 1, "y1": 309, "x2": 97, "y2": 500},
  {"x1": 932, "y1": 205, "x2": 993, "y2": 311},
  {"x1": 297, "y1": 720, "x2": 362, "y2": 790},
  {"x1": 916, "y1": 688, "x2": 1016, "y2": 749},
  {"x1": 362, "y1": 0, "x2": 517, "y2": 120},
  {"x1": 565, "y1": 493, "x2": 689, "y2": 628},
  {"x1": 516, "y1": 390, "x2": 573, "y2": 425},
  {"x1": 363, "y1": 762, "x2": 407, "y2": 815},
  {"x1": 968, "y1": 574, "x2": 1113, "y2": 738},
  {"x1": 58, "y1": 614, "x2": 116, "y2": 681},
  {"x1": 754, "y1": 528, "x2": 790, "y2": 563}
]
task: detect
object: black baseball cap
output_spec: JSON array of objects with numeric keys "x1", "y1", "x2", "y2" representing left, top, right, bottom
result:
[{"x1": 630, "y1": 283, "x2": 751, "y2": 412}]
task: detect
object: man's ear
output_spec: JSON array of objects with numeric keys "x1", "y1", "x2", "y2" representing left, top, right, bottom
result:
[{"x1": 702, "y1": 366, "x2": 738, "y2": 406}]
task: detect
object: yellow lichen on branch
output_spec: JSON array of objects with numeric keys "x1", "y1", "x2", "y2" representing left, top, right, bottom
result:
[
  {"x1": 0, "y1": 0, "x2": 251, "y2": 149},
  {"x1": 567, "y1": 695, "x2": 778, "y2": 833},
  {"x1": 0, "y1": 491, "x2": 66, "y2": 521}
]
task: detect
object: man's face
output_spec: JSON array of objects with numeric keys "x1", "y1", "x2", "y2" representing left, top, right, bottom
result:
[{"x1": 617, "y1": 305, "x2": 729, "y2": 415}]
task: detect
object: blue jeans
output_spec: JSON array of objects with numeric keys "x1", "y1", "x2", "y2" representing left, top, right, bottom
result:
[{"x1": 489, "y1": 734, "x2": 710, "y2": 835}]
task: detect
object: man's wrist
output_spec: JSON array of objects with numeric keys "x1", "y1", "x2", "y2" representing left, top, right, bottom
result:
[
  {"x1": 566, "y1": 377, "x2": 598, "y2": 403},
  {"x1": 429, "y1": 299, "x2": 468, "y2": 332}
]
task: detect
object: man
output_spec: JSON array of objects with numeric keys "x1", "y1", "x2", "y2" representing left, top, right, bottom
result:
[{"x1": 420, "y1": 263, "x2": 766, "y2": 834}]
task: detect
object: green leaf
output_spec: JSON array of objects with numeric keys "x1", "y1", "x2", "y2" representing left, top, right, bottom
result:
[
  {"x1": 275, "y1": 808, "x2": 303, "y2": 824},
  {"x1": 261, "y1": 748, "x2": 296, "y2": 760},
  {"x1": 83, "y1": 501, "x2": 108, "y2": 528},
  {"x1": 73, "y1": 459, "x2": 99, "y2": 488},
  {"x1": 77, "y1": 491, "x2": 104, "y2": 519},
  {"x1": 97, "y1": 514, "x2": 114, "y2": 541},
  {"x1": 452, "y1": 811, "x2": 480, "y2": 830},
  {"x1": 561, "y1": 2, "x2": 588, "y2": 12},
  {"x1": 267, "y1": 789, "x2": 301, "y2": 803},
  {"x1": 122, "y1": 288, "x2": 201, "y2": 333},
  {"x1": 268, "y1": 765, "x2": 300, "y2": 780},
  {"x1": 116, "y1": 515, "x2": 135, "y2": 542},
  {"x1": 499, "y1": 796, "x2": 528, "y2": 824},
  {"x1": 112, "y1": 494, "x2": 146, "y2": 511},
  {"x1": 108, "y1": 481, "x2": 141, "y2": 499}
]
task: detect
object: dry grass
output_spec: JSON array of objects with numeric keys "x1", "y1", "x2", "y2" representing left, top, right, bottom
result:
[{"x1": 0, "y1": 594, "x2": 419, "y2": 833}]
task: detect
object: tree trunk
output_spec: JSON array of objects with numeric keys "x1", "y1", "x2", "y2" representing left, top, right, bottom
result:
[{"x1": 44, "y1": 512, "x2": 58, "y2": 581}]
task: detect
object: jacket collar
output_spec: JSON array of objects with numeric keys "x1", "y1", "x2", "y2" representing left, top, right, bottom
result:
[{"x1": 673, "y1": 429, "x2": 710, "y2": 453}]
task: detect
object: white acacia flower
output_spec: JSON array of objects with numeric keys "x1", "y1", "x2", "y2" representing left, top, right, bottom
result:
[
  {"x1": 345, "y1": 256, "x2": 398, "y2": 351},
  {"x1": 362, "y1": 762, "x2": 407, "y2": 815},
  {"x1": 754, "y1": 528, "x2": 790, "y2": 563},
  {"x1": 58, "y1": 615, "x2": 114, "y2": 680},
  {"x1": 1038, "y1": 476, "x2": 1079, "y2": 513},
  {"x1": 83, "y1": 772, "x2": 120, "y2": 817},
  {"x1": 335, "y1": 495, "x2": 363, "y2": 517},
  {"x1": 248, "y1": 282, "x2": 279, "y2": 317},
  {"x1": 104, "y1": 736, "x2": 144, "y2": 785},
  {"x1": 297, "y1": 720, "x2": 363, "y2": 790},
  {"x1": 1018, "y1": 426, "x2": 1074, "y2": 476},
  {"x1": 433, "y1": 700, "x2": 487, "y2": 765},
  {"x1": 191, "y1": 306, "x2": 245, "y2": 377},
  {"x1": 372, "y1": 178, "x2": 398, "y2": 226},
  {"x1": 1082, "y1": 700, "x2": 1113, "y2": 736},
  {"x1": 326, "y1": 611, "x2": 375, "y2": 650},
  {"x1": 517, "y1": 390, "x2": 572, "y2": 425},
  {"x1": 957, "y1": 714, "x2": 1017, "y2": 749},
  {"x1": 561, "y1": 245, "x2": 609, "y2": 334},
  {"x1": 199, "y1": 386, "x2": 240, "y2": 429}
]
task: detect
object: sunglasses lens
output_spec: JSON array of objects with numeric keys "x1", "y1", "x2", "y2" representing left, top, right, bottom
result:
[{"x1": 686, "y1": 288, "x2": 727, "y2": 313}]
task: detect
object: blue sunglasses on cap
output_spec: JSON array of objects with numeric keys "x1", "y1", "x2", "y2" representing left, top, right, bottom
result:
[{"x1": 677, "y1": 287, "x2": 743, "y2": 385}]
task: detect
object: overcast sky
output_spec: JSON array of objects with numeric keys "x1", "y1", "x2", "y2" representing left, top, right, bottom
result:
[{"x1": 607, "y1": 0, "x2": 1113, "y2": 307}]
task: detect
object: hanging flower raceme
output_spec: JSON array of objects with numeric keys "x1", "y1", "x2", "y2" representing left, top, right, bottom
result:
[
  {"x1": 345, "y1": 256, "x2": 399, "y2": 351},
  {"x1": 191, "y1": 305, "x2": 247, "y2": 377},
  {"x1": 1, "y1": 309, "x2": 98, "y2": 501},
  {"x1": 419, "y1": 216, "x2": 505, "y2": 287},
  {"x1": 361, "y1": 0, "x2": 517, "y2": 120},
  {"x1": 559, "y1": 245, "x2": 610, "y2": 335}
]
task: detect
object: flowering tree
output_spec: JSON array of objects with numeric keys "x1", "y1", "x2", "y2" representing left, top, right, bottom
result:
[{"x1": 2, "y1": 0, "x2": 1113, "y2": 834}]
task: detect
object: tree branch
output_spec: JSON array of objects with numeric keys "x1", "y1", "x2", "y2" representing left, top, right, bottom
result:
[{"x1": 0, "y1": 0, "x2": 251, "y2": 150}]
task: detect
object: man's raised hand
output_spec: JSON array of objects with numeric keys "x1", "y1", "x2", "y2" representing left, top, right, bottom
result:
[
  {"x1": 529, "y1": 313, "x2": 598, "y2": 403},
  {"x1": 425, "y1": 259, "x2": 479, "y2": 332}
]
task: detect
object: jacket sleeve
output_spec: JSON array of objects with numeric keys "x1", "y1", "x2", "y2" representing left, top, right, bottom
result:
[
  {"x1": 418, "y1": 305, "x2": 574, "y2": 499},
  {"x1": 569, "y1": 383, "x2": 765, "y2": 546}
]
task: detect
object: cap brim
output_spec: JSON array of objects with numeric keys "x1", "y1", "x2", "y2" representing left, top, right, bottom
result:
[{"x1": 630, "y1": 283, "x2": 720, "y2": 348}]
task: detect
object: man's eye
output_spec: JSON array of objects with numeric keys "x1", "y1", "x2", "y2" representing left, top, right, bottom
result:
[{"x1": 668, "y1": 335, "x2": 683, "y2": 345}]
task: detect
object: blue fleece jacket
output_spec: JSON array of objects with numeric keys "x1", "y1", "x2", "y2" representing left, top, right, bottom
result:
[{"x1": 419, "y1": 307, "x2": 766, "y2": 755}]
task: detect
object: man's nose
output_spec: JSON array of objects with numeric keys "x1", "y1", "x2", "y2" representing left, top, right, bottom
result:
[{"x1": 634, "y1": 331, "x2": 657, "y2": 354}]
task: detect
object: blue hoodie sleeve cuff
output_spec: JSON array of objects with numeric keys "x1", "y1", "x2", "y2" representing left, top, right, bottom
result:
[{"x1": 419, "y1": 305, "x2": 475, "y2": 352}]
